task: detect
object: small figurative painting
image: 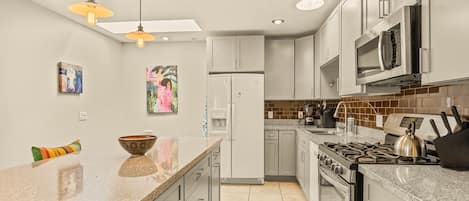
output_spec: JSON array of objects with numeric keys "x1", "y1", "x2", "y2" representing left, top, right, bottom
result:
[
  {"x1": 146, "y1": 65, "x2": 178, "y2": 113},
  {"x1": 58, "y1": 62, "x2": 83, "y2": 94}
]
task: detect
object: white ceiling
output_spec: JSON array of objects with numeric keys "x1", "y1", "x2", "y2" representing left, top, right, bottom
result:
[{"x1": 32, "y1": 0, "x2": 340, "y2": 42}]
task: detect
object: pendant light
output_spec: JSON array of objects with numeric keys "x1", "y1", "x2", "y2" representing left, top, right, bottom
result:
[
  {"x1": 126, "y1": 0, "x2": 155, "y2": 48},
  {"x1": 68, "y1": 0, "x2": 113, "y2": 26}
]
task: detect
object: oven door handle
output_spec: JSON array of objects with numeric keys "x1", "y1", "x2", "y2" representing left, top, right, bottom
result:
[
  {"x1": 377, "y1": 31, "x2": 386, "y2": 72},
  {"x1": 319, "y1": 169, "x2": 349, "y2": 194}
]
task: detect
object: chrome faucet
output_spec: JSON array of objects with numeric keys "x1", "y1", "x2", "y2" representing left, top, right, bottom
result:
[
  {"x1": 333, "y1": 101, "x2": 378, "y2": 134},
  {"x1": 334, "y1": 101, "x2": 349, "y2": 132}
]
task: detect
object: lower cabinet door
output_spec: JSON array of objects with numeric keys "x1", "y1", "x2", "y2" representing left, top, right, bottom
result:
[
  {"x1": 187, "y1": 175, "x2": 210, "y2": 201},
  {"x1": 363, "y1": 176, "x2": 404, "y2": 201},
  {"x1": 154, "y1": 178, "x2": 183, "y2": 201},
  {"x1": 279, "y1": 131, "x2": 296, "y2": 176},
  {"x1": 265, "y1": 139, "x2": 279, "y2": 176}
]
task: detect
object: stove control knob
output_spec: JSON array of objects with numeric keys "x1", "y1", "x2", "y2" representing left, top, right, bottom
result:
[
  {"x1": 334, "y1": 166, "x2": 344, "y2": 175},
  {"x1": 319, "y1": 155, "x2": 326, "y2": 161},
  {"x1": 325, "y1": 159, "x2": 332, "y2": 166}
]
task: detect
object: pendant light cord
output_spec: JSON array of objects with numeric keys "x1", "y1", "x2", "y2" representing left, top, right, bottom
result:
[{"x1": 139, "y1": 0, "x2": 142, "y2": 26}]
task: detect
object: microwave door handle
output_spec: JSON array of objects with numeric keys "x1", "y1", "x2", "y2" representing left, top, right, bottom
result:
[{"x1": 378, "y1": 31, "x2": 386, "y2": 72}]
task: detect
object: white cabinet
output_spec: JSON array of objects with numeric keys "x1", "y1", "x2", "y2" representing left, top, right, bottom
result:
[
  {"x1": 318, "y1": 8, "x2": 340, "y2": 67},
  {"x1": 421, "y1": 0, "x2": 469, "y2": 84},
  {"x1": 264, "y1": 130, "x2": 296, "y2": 176},
  {"x1": 339, "y1": 0, "x2": 363, "y2": 96},
  {"x1": 294, "y1": 35, "x2": 315, "y2": 100},
  {"x1": 363, "y1": 0, "x2": 391, "y2": 31},
  {"x1": 265, "y1": 39, "x2": 295, "y2": 100},
  {"x1": 279, "y1": 131, "x2": 296, "y2": 176},
  {"x1": 363, "y1": 176, "x2": 404, "y2": 201},
  {"x1": 309, "y1": 142, "x2": 319, "y2": 201},
  {"x1": 207, "y1": 36, "x2": 264, "y2": 73},
  {"x1": 154, "y1": 178, "x2": 183, "y2": 201},
  {"x1": 264, "y1": 130, "x2": 279, "y2": 176},
  {"x1": 296, "y1": 133, "x2": 307, "y2": 190}
]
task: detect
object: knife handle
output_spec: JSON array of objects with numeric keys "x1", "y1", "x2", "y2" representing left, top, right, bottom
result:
[
  {"x1": 451, "y1": 106, "x2": 463, "y2": 127},
  {"x1": 441, "y1": 112, "x2": 453, "y2": 135},
  {"x1": 430, "y1": 119, "x2": 441, "y2": 138}
]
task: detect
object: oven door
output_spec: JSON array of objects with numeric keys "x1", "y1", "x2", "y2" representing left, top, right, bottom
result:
[{"x1": 319, "y1": 166, "x2": 354, "y2": 201}]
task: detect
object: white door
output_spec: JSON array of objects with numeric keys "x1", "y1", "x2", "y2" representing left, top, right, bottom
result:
[
  {"x1": 208, "y1": 75, "x2": 232, "y2": 179},
  {"x1": 209, "y1": 38, "x2": 237, "y2": 72},
  {"x1": 421, "y1": 0, "x2": 469, "y2": 84},
  {"x1": 326, "y1": 10, "x2": 340, "y2": 61},
  {"x1": 340, "y1": 0, "x2": 363, "y2": 96},
  {"x1": 237, "y1": 36, "x2": 265, "y2": 72},
  {"x1": 265, "y1": 39, "x2": 295, "y2": 100},
  {"x1": 294, "y1": 35, "x2": 315, "y2": 100},
  {"x1": 309, "y1": 142, "x2": 319, "y2": 201},
  {"x1": 231, "y1": 74, "x2": 264, "y2": 179}
]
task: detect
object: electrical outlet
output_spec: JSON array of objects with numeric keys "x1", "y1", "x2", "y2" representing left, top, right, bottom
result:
[
  {"x1": 79, "y1": 112, "x2": 88, "y2": 121},
  {"x1": 298, "y1": 111, "x2": 304, "y2": 119},
  {"x1": 268, "y1": 111, "x2": 274, "y2": 119},
  {"x1": 376, "y1": 114, "x2": 383, "y2": 128},
  {"x1": 446, "y1": 97, "x2": 453, "y2": 108}
]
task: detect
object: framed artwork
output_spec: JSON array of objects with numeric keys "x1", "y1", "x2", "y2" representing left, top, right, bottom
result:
[
  {"x1": 58, "y1": 62, "x2": 83, "y2": 94},
  {"x1": 146, "y1": 65, "x2": 178, "y2": 113}
]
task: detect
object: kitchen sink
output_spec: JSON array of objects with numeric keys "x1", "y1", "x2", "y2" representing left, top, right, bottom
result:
[{"x1": 305, "y1": 129, "x2": 336, "y2": 135}]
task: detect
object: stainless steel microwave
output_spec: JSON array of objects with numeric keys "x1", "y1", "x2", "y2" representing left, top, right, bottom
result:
[{"x1": 355, "y1": 6, "x2": 421, "y2": 86}]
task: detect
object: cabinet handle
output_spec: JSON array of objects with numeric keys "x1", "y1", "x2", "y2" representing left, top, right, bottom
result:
[
  {"x1": 198, "y1": 199, "x2": 205, "y2": 201},
  {"x1": 420, "y1": 48, "x2": 431, "y2": 73}
]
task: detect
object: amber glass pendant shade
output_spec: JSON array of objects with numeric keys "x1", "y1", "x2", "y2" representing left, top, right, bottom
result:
[
  {"x1": 68, "y1": 0, "x2": 113, "y2": 26},
  {"x1": 126, "y1": 0, "x2": 155, "y2": 48}
]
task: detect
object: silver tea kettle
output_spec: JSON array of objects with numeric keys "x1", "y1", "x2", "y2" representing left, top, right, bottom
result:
[{"x1": 394, "y1": 121, "x2": 426, "y2": 158}]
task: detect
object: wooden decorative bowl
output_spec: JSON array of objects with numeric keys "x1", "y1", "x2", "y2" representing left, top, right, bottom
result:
[{"x1": 118, "y1": 135, "x2": 157, "y2": 155}]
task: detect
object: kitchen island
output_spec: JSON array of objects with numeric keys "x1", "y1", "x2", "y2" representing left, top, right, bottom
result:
[{"x1": 0, "y1": 136, "x2": 222, "y2": 201}]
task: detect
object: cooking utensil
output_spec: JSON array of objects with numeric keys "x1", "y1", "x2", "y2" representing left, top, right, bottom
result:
[
  {"x1": 394, "y1": 121, "x2": 426, "y2": 158},
  {"x1": 429, "y1": 119, "x2": 441, "y2": 138},
  {"x1": 451, "y1": 106, "x2": 463, "y2": 127},
  {"x1": 440, "y1": 112, "x2": 453, "y2": 135}
]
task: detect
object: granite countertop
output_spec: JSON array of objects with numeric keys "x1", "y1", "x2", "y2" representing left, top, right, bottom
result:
[
  {"x1": 265, "y1": 119, "x2": 385, "y2": 145},
  {"x1": 359, "y1": 165, "x2": 469, "y2": 201},
  {"x1": 0, "y1": 136, "x2": 222, "y2": 201}
]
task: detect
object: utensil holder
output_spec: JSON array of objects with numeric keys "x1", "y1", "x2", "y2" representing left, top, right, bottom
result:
[{"x1": 434, "y1": 128, "x2": 469, "y2": 170}]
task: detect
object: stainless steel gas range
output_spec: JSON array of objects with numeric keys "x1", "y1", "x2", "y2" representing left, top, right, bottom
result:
[{"x1": 317, "y1": 113, "x2": 457, "y2": 201}]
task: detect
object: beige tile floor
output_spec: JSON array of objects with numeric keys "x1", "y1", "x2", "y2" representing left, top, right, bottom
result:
[{"x1": 221, "y1": 181, "x2": 308, "y2": 201}]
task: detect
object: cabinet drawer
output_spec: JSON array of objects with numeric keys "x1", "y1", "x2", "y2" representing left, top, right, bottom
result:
[
  {"x1": 212, "y1": 149, "x2": 221, "y2": 164},
  {"x1": 185, "y1": 157, "x2": 210, "y2": 199},
  {"x1": 265, "y1": 130, "x2": 279, "y2": 140}
]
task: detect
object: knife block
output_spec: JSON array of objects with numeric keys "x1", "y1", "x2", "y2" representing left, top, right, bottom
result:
[{"x1": 434, "y1": 129, "x2": 469, "y2": 170}]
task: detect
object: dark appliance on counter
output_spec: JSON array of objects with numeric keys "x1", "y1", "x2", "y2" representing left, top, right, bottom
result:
[
  {"x1": 317, "y1": 113, "x2": 457, "y2": 201},
  {"x1": 432, "y1": 106, "x2": 469, "y2": 170},
  {"x1": 319, "y1": 108, "x2": 336, "y2": 128},
  {"x1": 304, "y1": 104, "x2": 315, "y2": 125}
]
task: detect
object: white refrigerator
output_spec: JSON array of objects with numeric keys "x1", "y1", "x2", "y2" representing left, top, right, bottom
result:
[{"x1": 208, "y1": 73, "x2": 264, "y2": 184}]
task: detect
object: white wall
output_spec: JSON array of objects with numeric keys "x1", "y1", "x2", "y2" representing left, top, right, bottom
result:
[
  {"x1": 0, "y1": 0, "x2": 208, "y2": 169},
  {"x1": 0, "y1": 0, "x2": 124, "y2": 168},
  {"x1": 120, "y1": 42, "x2": 207, "y2": 137}
]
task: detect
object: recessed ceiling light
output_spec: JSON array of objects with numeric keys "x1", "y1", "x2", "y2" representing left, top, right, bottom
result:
[
  {"x1": 272, "y1": 19, "x2": 285, "y2": 25},
  {"x1": 296, "y1": 0, "x2": 324, "y2": 11},
  {"x1": 97, "y1": 19, "x2": 202, "y2": 34},
  {"x1": 162, "y1": 36, "x2": 169, "y2": 41}
]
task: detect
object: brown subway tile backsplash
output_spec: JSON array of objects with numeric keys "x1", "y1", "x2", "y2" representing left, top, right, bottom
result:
[
  {"x1": 337, "y1": 83, "x2": 469, "y2": 129},
  {"x1": 264, "y1": 100, "x2": 339, "y2": 119}
]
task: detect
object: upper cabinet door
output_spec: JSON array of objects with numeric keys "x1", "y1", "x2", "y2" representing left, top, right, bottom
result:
[
  {"x1": 265, "y1": 39, "x2": 295, "y2": 100},
  {"x1": 237, "y1": 36, "x2": 265, "y2": 72},
  {"x1": 294, "y1": 35, "x2": 315, "y2": 100},
  {"x1": 339, "y1": 0, "x2": 363, "y2": 96},
  {"x1": 318, "y1": 8, "x2": 340, "y2": 67},
  {"x1": 326, "y1": 10, "x2": 340, "y2": 61},
  {"x1": 208, "y1": 37, "x2": 237, "y2": 72},
  {"x1": 363, "y1": 0, "x2": 391, "y2": 31},
  {"x1": 421, "y1": 0, "x2": 469, "y2": 84}
]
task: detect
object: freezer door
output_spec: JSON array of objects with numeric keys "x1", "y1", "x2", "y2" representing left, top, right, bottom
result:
[
  {"x1": 231, "y1": 74, "x2": 264, "y2": 179},
  {"x1": 208, "y1": 74, "x2": 232, "y2": 179}
]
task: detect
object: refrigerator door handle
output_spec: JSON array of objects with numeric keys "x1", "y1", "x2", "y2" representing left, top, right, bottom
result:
[{"x1": 231, "y1": 103, "x2": 235, "y2": 141}]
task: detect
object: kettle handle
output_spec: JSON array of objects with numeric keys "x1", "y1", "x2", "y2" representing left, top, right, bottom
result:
[{"x1": 406, "y1": 121, "x2": 416, "y2": 136}]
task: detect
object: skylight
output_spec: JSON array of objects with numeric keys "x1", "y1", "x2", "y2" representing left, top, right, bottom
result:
[{"x1": 97, "y1": 19, "x2": 202, "y2": 33}]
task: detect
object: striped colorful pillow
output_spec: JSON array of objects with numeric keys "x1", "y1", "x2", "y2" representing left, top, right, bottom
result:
[{"x1": 31, "y1": 140, "x2": 82, "y2": 162}]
